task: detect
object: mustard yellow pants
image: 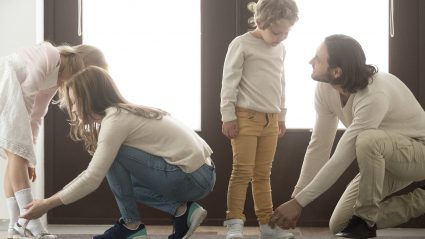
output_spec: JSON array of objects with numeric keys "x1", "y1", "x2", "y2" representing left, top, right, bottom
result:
[{"x1": 226, "y1": 108, "x2": 279, "y2": 224}]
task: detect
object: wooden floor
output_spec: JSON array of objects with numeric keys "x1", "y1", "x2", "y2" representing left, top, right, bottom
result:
[{"x1": 1, "y1": 220, "x2": 425, "y2": 238}]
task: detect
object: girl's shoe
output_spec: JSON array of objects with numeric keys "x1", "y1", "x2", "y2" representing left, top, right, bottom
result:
[
  {"x1": 259, "y1": 224, "x2": 294, "y2": 239},
  {"x1": 224, "y1": 219, "x2": 244, "y2": 239},
  {"x1": 13, "y1": 222, "x2": 58, "y2": 239},
  {"x1": 34, "y1": 233, "x2": 58, "y2": 239},
  {"x1": 7, "y1": 227, "x2": 20, "y2": 239}
]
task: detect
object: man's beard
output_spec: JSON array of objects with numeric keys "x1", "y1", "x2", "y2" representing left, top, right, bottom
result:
[{"x1": 311, "y1": 71, "x2": 335, "y2": 83}]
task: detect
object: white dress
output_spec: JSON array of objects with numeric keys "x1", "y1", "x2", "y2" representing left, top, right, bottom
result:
[{"x1": 0, "y1": 42, "x2": 60, "y2": 166}]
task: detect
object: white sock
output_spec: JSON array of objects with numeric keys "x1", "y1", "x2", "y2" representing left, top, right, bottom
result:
[
  {"x1": 15, "y1": 188, "x2": 46, "y2": 235},
  {"x1": 175, "y1": 203, "x2": 187, "y2": 217},
  {"x1": 6, "y1": 197, "x2": 19, "y2": 229}
]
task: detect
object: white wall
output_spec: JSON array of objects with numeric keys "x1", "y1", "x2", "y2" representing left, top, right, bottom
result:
[{"x1": 0, "y1": 0, "x2": 44, "y2": 221}]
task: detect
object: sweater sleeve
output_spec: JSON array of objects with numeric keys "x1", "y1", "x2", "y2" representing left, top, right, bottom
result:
[
  {"x1": 294, "y1": 91, "x2": 389, "y2": 207},
  {"x1": 292, "y1": 84, "x2": 338, "y2": 197},
  {"x1": 58, "y1": 112, "x2": 132, "y2": 205},
  {"x1": 279, "y1": 47, "x2": 287, "y2": 121},
  {"x1": 220, "y1": 39, "x2": 244, "y2": 122}
]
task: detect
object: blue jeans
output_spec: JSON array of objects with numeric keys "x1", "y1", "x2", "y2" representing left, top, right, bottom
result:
[{"x1": 106, "y1": 145, "x2": 216, "y2": 223}]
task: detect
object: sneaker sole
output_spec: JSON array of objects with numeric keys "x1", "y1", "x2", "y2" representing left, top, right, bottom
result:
[
  {"x1": 260, "y1": 235, "x2": 294, "y2": 239},
  {"x1": 226, "y1": 236, "x2": 243, "y2": 239},
  {"x1": 182, "y1": 207, "x2": 207, "y2": 239}
]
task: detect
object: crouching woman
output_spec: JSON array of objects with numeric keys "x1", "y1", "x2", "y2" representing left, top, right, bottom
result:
[{"x1": 22, "y1": 66, "x2": 216, "y2": 239}]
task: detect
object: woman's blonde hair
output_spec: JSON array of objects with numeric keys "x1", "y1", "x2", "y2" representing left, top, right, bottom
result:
[
  {"x1": 60, "y1": 66, "x2": 167, "y2": 154},
  {"x1": 254, "y1": 0, "x2": 299, "y2": 29}
]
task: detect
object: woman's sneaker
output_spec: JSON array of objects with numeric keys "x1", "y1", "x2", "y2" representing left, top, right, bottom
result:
[
  {"x1": 224, "y1": 219, "x2": 244, "y2": 239},
  {"x1": 168, "y1": 202, "x2": 207, "y2": 239},
  {"x1": 92, "y1": 219, "x2": 147, "y2": 239},
  {"x1": 259, "y1": 224, "x2": 294, "y2": 239}
]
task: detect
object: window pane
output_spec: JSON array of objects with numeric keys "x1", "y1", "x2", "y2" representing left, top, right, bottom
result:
[
  {"x1": 83, "y1": 0, "x2": 201, "y2": 130},
  {"x1": 285, "y1": 0, "x2": 388, "y2": 128}
]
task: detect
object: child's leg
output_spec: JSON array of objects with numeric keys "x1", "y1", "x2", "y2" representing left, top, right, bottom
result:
[
  {"x1": 5, "y1": 151, "x2": 47, "y2": 236},
  {"x1": 254, "y1": 114, "x2": 294, "y2": 238},
  {"x1": 5, "y1": 150, "x2": 30, "y2": 193},
  {"x1": 227, "y1": 134, "x2": 258, "y2": 221},
  {"x1": 251, "y1": 113, "x2": 279, "y2": 225},
  {"x1": 252, "y1": 132, "x2": 278, "y2": 225},
  {"x1": 6, "y1": 197, "x2": 19, "y2": 229},
  {"x1": 4, "y1": 160, "x2": 19, "y2": 231}
]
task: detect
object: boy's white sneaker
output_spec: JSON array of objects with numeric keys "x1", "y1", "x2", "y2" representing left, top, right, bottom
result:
[
  {"x1": 259, "y1": 224, "x2": 294, "y2": 239},
  {"x1": 224, "y1": 219, "x2": 244, "y2": 239}
]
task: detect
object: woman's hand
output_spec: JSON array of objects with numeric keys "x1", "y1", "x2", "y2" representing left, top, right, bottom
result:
[
  {"x1": 20, "y1": 196, "x2": 63, "y2": 220},
  {"x1": 21, "y1": 199, "x2": 50, "y2": 220},
  {"x1": 270, "y1": 199, "x2": 302, "y2": 229},
  {"x1": 222, "y1": 120, "x2": 239, "y2": 139}
]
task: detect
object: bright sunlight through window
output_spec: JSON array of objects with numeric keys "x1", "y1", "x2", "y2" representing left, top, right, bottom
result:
[
  {"x1": 83, "y1": 0, "x2": 388, "y2": 130},
  {"x1": 83, "y1": 0, "x2": 201, "y2": 130},
  {"x1": 285, "y1": 0, "x2": 388, "y2": 128}
]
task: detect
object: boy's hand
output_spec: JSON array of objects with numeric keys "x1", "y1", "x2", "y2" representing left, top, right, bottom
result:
[
  {"x1": 222, "y1": 120, "x2": 239, "y2": 139},
  {"x1": 278, "y1": 121, "x2": 286, "y2": 137}
]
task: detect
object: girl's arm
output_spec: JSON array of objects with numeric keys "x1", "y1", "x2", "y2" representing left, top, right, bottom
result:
[{"x1": 30, "y1": 87, "x2": 57, "y2": 144}]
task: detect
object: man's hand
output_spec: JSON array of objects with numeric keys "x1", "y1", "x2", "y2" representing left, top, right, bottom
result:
[
  {"x1": 222, "y1": 120, "x2": 239, "y2": 139},
  {"x1": 270, "y1": 199, "x2": 302, "y2": 229}
]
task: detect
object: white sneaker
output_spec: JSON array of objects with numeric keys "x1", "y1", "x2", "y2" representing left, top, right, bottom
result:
[
  {"x1": 259, "y1": 224, "x2": 294, "y2": 239},
  {"x1": 13, "y1": 222, "x2": 57, "y2": 239},
  {"x1": 13, "y1": 222, "x2": 33, "y2": 238},
  {"x1": 224, "y1": 219, "x2": 244, "y2": 239},
  {"x1": 34, "y1": 233, "x2": 58, "y2": 239},
  {"x1": 7, "y1": 227, "x2": 21, "y2": 239},
  {"x1": 183, "y1": 202, "x2": 207, "y2": 239}
]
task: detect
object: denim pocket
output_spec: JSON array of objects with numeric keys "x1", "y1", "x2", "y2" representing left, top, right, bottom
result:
[{"x1": 187, "y1": 164, "x2": 216, "y2": 193}]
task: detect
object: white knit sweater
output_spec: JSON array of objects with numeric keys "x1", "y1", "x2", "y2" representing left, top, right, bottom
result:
[{"x1": 293, "y1": 72, "x2": 425, "y2": 206}]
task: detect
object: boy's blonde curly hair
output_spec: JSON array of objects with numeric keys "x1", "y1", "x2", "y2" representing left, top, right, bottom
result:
[{"x1": 254, "y1": 0, "x2": 299, "y2": 29}]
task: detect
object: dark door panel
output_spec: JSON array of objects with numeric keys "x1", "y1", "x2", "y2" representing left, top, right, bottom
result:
[{"x1": 44, "y1": 0, "x2": 425, "y2": 227}]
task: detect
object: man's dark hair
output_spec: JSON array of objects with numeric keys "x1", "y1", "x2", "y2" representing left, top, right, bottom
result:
[{"x1": 325, "y1": 34, "x2": 378, "y2": 93}]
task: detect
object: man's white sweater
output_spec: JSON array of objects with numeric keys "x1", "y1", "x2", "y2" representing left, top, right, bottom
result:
[{"x1": 293, "y1": 72, "x2": 425, "y2": 206}]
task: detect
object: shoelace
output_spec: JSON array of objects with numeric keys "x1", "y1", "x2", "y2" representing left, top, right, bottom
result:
[
  {"x1": 16, "y1": 221, "x2": 34, "y2": 237},
  {"x1": 168, "y1": 216, "x2": 189, "y2": 239},
  {"x1": 16, "y1": 221, "x2": 56, "y2": 239},
  {"x1": 227, "y1": 224, "x2": 243, "y2": 233},
  {"x1": 346, "y1": 217, "x2": 358, "y2": 227},
  {"x1": 102, "y1": 222, "x2": 123, "y2": 238},
  {"x1": 35, "y1": 232, "x2": 57, "y2": 239}
]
